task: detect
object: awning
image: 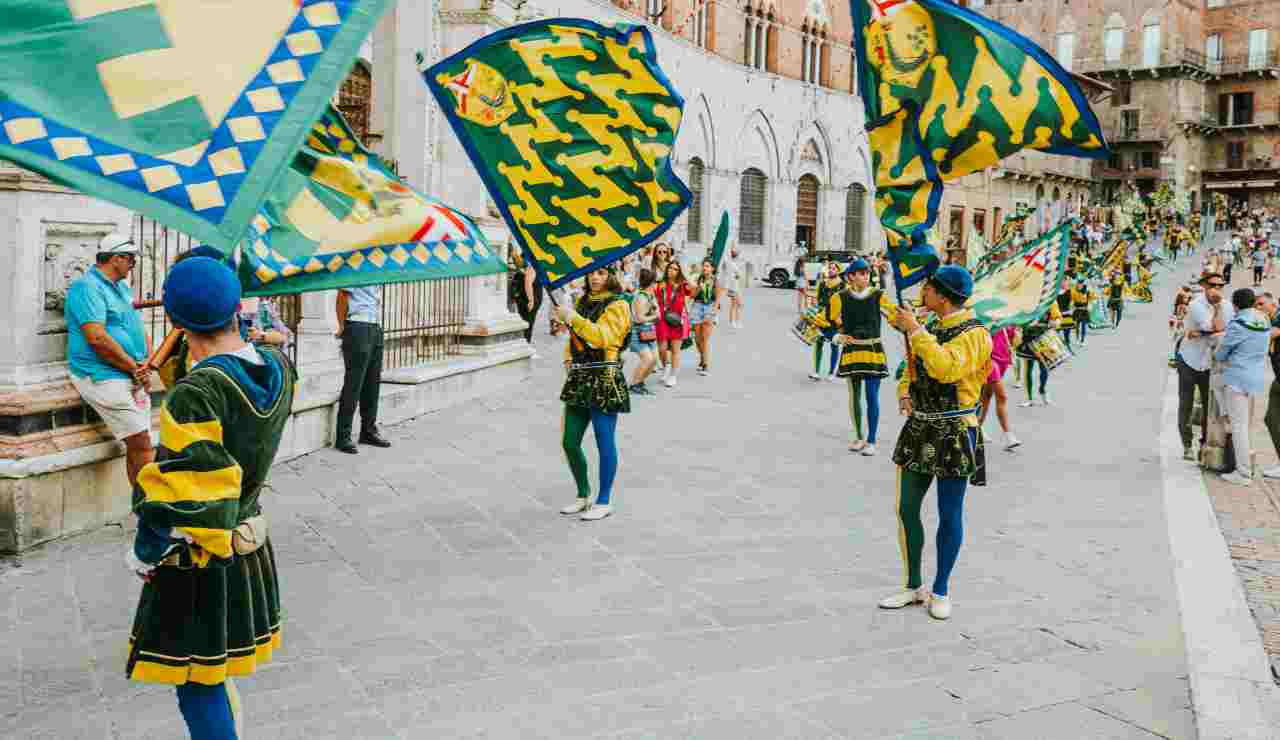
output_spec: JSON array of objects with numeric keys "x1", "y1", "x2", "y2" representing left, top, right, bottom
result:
[
  {"x1": 1206, "y1": 182, "x2": 1244, "y2": 189},
  {"x1": 1248, "y1": 180, "x2": 1278, "y2": 188}
]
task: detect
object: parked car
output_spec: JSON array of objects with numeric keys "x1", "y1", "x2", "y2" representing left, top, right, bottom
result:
[{"x1": 763, "y1": 250, "x2": 861, "y2": 288}]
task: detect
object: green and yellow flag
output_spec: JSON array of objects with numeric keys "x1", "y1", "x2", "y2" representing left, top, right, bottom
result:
[
  {"x1": 0, "y1": 0, "x2": 392, "y2": 250},
  {"x1": 852, "y1": 0, "x2": 1107, "y2": 291},
  {"x1": 237, "y1": 106, "x2": 503, "y2": 296},
  {"x1": 423, "y1": 20, "x2": 691, "y2": 288},
  {"x1": 967, "y1": 220, "x2": 1072, "y2": 330}
]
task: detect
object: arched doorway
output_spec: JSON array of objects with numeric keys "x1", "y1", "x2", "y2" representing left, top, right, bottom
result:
[
  {"x1": 338, "y1": 60, "x2": 372, "y2": 145},
  {"x1": 796, "y1": 174, "x2": 820, "y2": 254}
]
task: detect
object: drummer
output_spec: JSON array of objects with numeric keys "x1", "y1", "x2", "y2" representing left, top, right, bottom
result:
[{"x1": 1014, "y1": 300, "x2": 1062, "y2": 408}]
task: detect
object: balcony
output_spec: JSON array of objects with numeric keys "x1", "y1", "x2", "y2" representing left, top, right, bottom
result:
[
  {"x1": 1107, "y1": 126, "x2": 1165, "y2": 144},
  {"x1": 1177, "y1": 110, "x2": 1280, "y2": 136},
  {"x1": 1077, "y1": 48, "x2": 1212, "y2": 81},
  {"x1": 1097, "y1": 166, "x2": 1163, "y2": 181},
  {"x1": 1208, "y1": 50, "x2": 1280, "y2": 78}
]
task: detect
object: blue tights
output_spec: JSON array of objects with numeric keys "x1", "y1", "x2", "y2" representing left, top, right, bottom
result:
[
  {"x1": 896, "y1": 468, "x2": 968, "y2": 597},
  {"x1": 176, "y1": 681, "x2": 239, "y2": 740},
  {"x1": 847, "y1": 376, "x2": 882, "y2": 443},
  {"x1": 563, "y1": 406, "x2": 619, "y2": 505}
]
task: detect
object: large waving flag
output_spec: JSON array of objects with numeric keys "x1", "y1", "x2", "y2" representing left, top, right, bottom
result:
[
  {"x1": 0, "y1": 0, "x2": 392, "y2": 251},
  {"x1": 967, "y1": 220, "x2": 1072, "y2": 330},
  {"x1": 423, "y1": 20, "x2": 691, "y2": 288},
  {"x1": 237, "y1": 106, "x2": 503, "y2": 296},
  {"x1": 852, "y1": 0, "x2": 1107, "y2": 292}
]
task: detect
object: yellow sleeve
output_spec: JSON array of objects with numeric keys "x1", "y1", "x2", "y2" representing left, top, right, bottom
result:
[
  {"x1": 907, "y1": 325, "x2": 991, "y2": 386},
  {"x1": 816, "y1": 293, "x2": 841, "y2": 330},
  {"x1": 879, "y1": 291, "x2": 898, "y2": 323},
  {"x1": 1048, "y1": 303, "x2": 1062, "y2": 326},
  {"x1": 568, "y1": 299, "x2": 632, "y2": 351},
  {"x1": 897, "y1": 368, "x2": 910, "y2": 401}
]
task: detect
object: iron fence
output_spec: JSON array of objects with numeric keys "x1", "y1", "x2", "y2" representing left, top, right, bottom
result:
[
  {"x1": 127, "y1": 215, "x2": 301, "y2": 366},
  {"x1": 380, "y1": 277, "x2": 469, "y2": 370}
]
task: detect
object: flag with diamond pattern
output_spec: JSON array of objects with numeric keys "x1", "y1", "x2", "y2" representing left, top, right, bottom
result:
[
  {"x1": 423, "y1": 19, "x2": 691, "y2": 288},
  {"x1": 0, "y1": 0, "x2": 391, "y2": 251},
  {"x1": 237, "y1": 105, "x2": 503, "y2": 296}
]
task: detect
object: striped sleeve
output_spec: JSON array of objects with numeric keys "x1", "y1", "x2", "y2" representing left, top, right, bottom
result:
[{"x1": 133, "y1": 383, "x2": 243, "y2": 563}]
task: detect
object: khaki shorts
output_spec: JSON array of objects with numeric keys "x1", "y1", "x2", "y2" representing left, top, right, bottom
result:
[{"x1": 71, "y1": 375, "x2": 152, "y2": 440}]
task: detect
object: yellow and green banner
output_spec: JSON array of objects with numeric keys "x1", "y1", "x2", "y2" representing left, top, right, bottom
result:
[
  {"x1": 851, "y1": 0, "x2": 1107, "y2": 292},
  {"x1": 0, "y1": 0, "x2": 392, "y2": 251},
  {"x1": 423, "y1": 19, "x2": 691, "y2": 289},
  {"x1": 237, "y1": 106, "x2": 503, "y2": 296},
  {"x1": 968, "y1": 220, "x2": 1073, "y2": 330}
]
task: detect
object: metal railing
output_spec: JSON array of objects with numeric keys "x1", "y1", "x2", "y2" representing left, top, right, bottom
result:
[
  {"x1": 1109, "y1": 126, "x2": 1165, "y2": 143},
  {"x1": 379, "y1": 277, "x2": 468, "y2": 370},
  {"x1": 1078, "y1": 47, "x2": 1207, "y2": 74},
  {"x1": 128, "y1": 215, "x2": 300, "y2": 366},
  {"x1": 1212, "y1": 50, "x2": 1280, "y2": 76}
]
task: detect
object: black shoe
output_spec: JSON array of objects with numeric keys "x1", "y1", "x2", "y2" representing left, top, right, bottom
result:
[
  {"x1": 336, "y1": 440, "x2": 359, "y2": 454},
  {"x1": 359, "y1": 430, "x2": 392, "y2": 448}
]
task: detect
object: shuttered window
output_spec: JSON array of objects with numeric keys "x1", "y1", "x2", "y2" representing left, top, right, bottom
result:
[
  {"x1": 687, "y1": 158, "x2": 704, "y2": 243},
  {"x1": 739, "y1": 168, "x2": 767, "y2": 244},
  {"x1": 844, "y1": 183, "x2": 866, "y2": 252},
  {"x1": 796, "y1": 175, "x2": 819, "y2": 232}
]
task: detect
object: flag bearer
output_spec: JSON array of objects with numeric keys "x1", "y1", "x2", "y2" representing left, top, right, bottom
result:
[
  {"x1": 126, "y1": 256, "x2": 296, "y2": 740},
  {"x1": 879, "y1": 266, "x2": 993, "y2": 621}
]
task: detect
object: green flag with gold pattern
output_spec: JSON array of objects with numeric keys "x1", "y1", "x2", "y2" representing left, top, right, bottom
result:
[{"x1": 423, "y1": 19, "x2": 691, "y2": 288}]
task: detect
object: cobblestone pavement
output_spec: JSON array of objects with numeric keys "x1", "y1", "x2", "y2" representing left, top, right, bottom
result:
[
  {"x1": 2, "y1": 262, "x2": 1195, "y2": 739},
  {"x1": 1197, "y1": 243, "x2": 1280, "y2": 683}
]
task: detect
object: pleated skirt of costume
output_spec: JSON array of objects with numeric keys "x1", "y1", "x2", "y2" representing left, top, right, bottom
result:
[
  {"x1": 127, "y1": 539, "x2": 282, "y2": 685},
  {"x1": 560, "y1": 365, "x2": 631, "y2": 415},
  {"x1": 836, "y1": 337, "x2": 889, "y2": 378}
]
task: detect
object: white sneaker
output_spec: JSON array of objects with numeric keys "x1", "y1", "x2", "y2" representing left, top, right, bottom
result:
[
  {"x1": 665, "y1": 374, "x2": 677, "y2": 388},
  {"x1": 580, "y1": 505, "x2": 612, "y2": 521},
  {"x1": 860, "y1": 443, "x2": 877, "y2": 457},
  {"x1": 560, "y1": 498, "x2": 590, "y2": 515},
  {"x1": 1018, "y1": 400, "x2": 1037, "y2": 408},
  {"x1": 928, "y1": 594, "x2": 953, "y2": 620},
  {"x1": 1221, "y1": 471, "x2": 1254, "y2": 486},
  {"x1": 1263, "y1": 466, "x2": 1280, "y2": 479},
  {"x1": 878, "y1": 587, "x2": 928, "y2": 609},
  {"x1": 1004, "y1": 432, "x2": 1022, "y2": 450},
  {"x1": 849, "y1": 438, "x2": 866, "y2": 452},
  {"x1": 808, "y1": 372, "x2": 822, "y2": 381}
]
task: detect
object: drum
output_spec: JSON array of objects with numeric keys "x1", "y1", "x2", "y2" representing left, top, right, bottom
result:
[
  {"x1": 1028, "y1": 331, "x2": 1071, "y2": 370},
  {"x1": 791, "y1": 307, "x2": 821, "y2": 346}
]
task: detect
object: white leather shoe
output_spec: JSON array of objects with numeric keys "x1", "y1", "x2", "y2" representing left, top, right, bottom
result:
[
  {"x1": 849, "y1": 438, "x2": 866, "y2": 452},
  {"x1": 580, "y1": 505, "x2": 612, "y2": 521},
  {"x1": 860, "y1": 443, "x2": 877, "y2": 457},
  {"x1": 1018, "y1": 400, "x2": 1036, "y2": 408},
  {"x1": 928, "y1": 594, "x2": 952, "y2": 620},
  {"x1": 1263, "y1": 466, "x2": 1280, "y2": 479},
  {"x1": 878, "y1": 587, "x2": 927, "y2": 609},
  {"x1": 560, "y1": 498, "x2": 590, "y2": 515},
  {"x1": 1004, "y1": 432, "x2": 1022, "y2": 450}
]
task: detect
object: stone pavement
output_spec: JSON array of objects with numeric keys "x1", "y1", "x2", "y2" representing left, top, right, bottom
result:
[{"x1": 2, "y1": 264, "x2": 1196, "y2": 739}]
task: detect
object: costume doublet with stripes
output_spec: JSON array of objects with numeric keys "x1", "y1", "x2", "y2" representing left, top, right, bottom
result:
[{"x1": 127, "y1": 345, "x2": 295, "y2": 686}]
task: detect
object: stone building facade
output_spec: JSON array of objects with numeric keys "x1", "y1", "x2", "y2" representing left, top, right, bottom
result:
[{"x1": 1025, "y1": 0, "x2": 1280, "y2": 210}]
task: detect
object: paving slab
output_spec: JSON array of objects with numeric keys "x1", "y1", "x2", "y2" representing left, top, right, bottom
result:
[{"x1": 0, "y1": 248, "x2": 1200, "y2": 737}]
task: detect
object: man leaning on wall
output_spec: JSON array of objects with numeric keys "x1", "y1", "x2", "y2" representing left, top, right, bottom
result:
[{"x1": 65, "y1": 232, "x2": 154, "y2": 485}]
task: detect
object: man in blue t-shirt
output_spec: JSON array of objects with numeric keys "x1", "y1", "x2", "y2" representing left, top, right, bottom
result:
[
  {"x1": 334, "y1": 285, "x2": 391, "y2": 453},
  {"x1": 65, "y1": 232, "x2": 153, "y2": 483}
]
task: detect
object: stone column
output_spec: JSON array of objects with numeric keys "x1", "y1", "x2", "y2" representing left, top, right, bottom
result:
[
  {"x1": 294, "y1": 290, "x2": 343, "y2": 381},
  {"x1": 456, "y1": 223, "x2": 532, "y2": 360},
  {"x1": 745, "y1": 18, "x2": 757, "y2": 68},
  {"x1": 370, "y1": 2, "x2": 432, "y2": 191}
]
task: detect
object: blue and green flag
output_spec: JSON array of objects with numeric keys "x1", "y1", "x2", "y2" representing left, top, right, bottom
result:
[
  {"x1": 0, "y1": 0, "x2": 392, "y2": 251},
  {"x1": 707, "y1": 211, "x2": 731, "y2": 269},
  {"x1": 423, "y1": 19, "x2": 691, "y2": 289},
  {"x1": 851, "y1": 0, "x2": 1107, "y2": 292},
  {"x1": 237, "y1": 106, "x2": 503, "y2": 296}
]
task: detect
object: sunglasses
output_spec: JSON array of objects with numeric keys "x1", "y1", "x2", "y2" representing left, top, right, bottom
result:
[{"x1": 1206, "y1": 282, "x2": 1226, "y2": 288}]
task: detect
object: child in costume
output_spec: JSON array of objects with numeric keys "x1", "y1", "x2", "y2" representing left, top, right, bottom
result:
[
  {"x1": 816, "y1": 258, "x2": 897, "y2": 455},
  {"x1": 126, "y1": 256, "x2": 296, "y2": 740},
  {"x1": 554, "y1": 267, "x2": 632, "y2": 521},
  {"x1": 1071, "y1": 279, "x2": 1093, "y2": 346},
  {"x1": 1107, "y1": 270, "x2": 1126, "y2": 326},
  {"x1": 810, "y1": 262, "x2": 845, "y2": 381}
]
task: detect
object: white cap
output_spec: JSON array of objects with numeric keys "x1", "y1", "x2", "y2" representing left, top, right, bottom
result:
[{"x1": 98, "y1": 232, "x2": 139, "y2": 255}]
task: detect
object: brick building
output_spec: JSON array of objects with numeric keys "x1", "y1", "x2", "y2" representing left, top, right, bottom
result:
[{"x1": 1033, "y1": 0, "x2": 1280, "y2": 211}]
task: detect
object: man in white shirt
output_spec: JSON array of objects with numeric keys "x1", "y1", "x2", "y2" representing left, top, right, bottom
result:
[
  {"x1": 1176, "y1": 272, "x2": 1232, "y2": 460},
  {"x1": 722, "y1": 248, "x2": 745, "y2": 328},
  {"x1": 1224, "y1": 234, "x2": 1242, "y2": 283}
]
